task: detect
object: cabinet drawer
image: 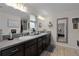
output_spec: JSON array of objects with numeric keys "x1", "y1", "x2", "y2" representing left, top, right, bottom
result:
[{"x1": 1, "y1": 45, "x2": 24, "y2": 56}]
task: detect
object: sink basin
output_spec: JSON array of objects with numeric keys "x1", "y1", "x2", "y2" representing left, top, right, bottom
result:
[
  {"x1": 19, "y1": 36, "x2": 31, "y2": 40},
  {"x1": 19, "y1": 36, "x2": 36, "y2": 40}
]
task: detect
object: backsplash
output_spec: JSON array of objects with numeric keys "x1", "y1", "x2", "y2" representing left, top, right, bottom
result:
[
  {"x1": 2, "y1": 33, "x2": 29, "y2": 40},
  {"x1": 0, "y1": 29, "x2": 3, "y2": 41}
]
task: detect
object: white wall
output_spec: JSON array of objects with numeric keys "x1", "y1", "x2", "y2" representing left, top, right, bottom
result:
[
  {"x1": 38, "y1": 10, "x2": 79, "y2": 49},
  {"x1": 38, "y1": 17, "x2": 52, "y2": 31},
  {"x1": 0, "y1": 12, "x2": 21, "y2": 35},
  {"x1": 1, "y1": 5, "x2": 79, "y2": 49}
]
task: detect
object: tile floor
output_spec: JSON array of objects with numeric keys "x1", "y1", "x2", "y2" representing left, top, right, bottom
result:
[{"x1": 41, "y1": 45, "x2": 79, "y2": 56}]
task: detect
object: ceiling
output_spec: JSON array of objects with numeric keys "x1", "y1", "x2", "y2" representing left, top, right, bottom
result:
[
  {"x1": 25, "y1": 3, "x2": 79, "y2": 17},
  {"x1": 0, "y1": 3, "x2": 79, "y2": 18},
  {"x1": 0, "y1": 3, "x2": 29, "y2": 18}
]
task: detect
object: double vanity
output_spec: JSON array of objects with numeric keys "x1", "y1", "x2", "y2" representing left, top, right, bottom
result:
[{"x1": 0, "y1": 33, "x2": 51, "y2": 56}]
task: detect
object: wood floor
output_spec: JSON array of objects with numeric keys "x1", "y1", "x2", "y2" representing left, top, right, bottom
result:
[{"x1": 41, "y1": 45, "x2": 79, "y2": 56}]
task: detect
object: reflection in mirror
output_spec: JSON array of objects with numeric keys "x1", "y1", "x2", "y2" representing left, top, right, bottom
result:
[
  {"x1": 29, "y1": 15, "x2": 37, "y2": 32},
  {"x1": 21, "y1": 19, "x2": 28, "y2": 33},
  {"x1": 57, "y1": 18, "x2": 68, "y2": 43}
]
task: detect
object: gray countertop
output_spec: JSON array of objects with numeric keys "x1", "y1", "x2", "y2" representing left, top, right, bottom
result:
[{"x1": 0, "y1": 33, "x2": 48, "y2": 51}]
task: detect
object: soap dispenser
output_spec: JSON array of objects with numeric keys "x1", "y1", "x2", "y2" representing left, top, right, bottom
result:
[{"x1": 8, "y1": 31, "x2": 13, "y2": 40}]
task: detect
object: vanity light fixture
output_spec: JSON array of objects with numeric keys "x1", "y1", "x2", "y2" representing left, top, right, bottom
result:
[{"x1": 5, "y1": 3, "x2": 28, "y2": 12}]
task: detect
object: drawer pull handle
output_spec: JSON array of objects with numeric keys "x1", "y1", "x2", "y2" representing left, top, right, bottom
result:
[{"x1": 12, "y1": 49, "x2": 19, "y2": 53}]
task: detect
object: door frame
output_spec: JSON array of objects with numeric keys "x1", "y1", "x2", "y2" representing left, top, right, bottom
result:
[{"x1": 57, "y1": 17, "x2": 68, "y2": 43}]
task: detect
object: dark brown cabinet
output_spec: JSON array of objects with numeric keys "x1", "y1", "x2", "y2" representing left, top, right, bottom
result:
[
  {"x1": 42, "y1": 34, "x2": 51, "y2": 51},
  {"x1": 25, "y1": 39, "x2": 37, "y2": 56},
  {"x1": 42, "y1": 36, "x2": 47, "y2": 50},
  {"x1": 0, "y1": 33, "x2": 51, "y2": 56},
  {"x1": 12, "y1": 45, "x2": 24, "y2": 56},
  {"x1": 30, "y1": 44, "x2": 37, "y2": 56},
  {"x1": 0, "y1": 51, "x2": 1, "y2": 56},
  {"x1": 45, "y1": 35, "x2": 50, "y2": 48},
  {"x1": 25, "y1": 47, "x2": 31, "y2": 56},
  {"x1": 1, "y1": 44, "x2": 24, "y2": 56},
  {"x1": 37, "y1": 37, "x2": 43, "y2": 55}
]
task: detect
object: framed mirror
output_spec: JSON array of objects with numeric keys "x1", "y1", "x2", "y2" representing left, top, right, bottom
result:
[
  {"x1": 21, "y1": 19, "x2": 28, "y2": 33},
  {"x1": 57, "y1": 18, "x2": 68, "y2": 43}
]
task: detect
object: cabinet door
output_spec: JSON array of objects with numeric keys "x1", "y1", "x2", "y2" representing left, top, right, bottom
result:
[
  {"x1": 46, "y1": 34, "x2": 51, "y2": 47},
  {"x1": 30, "y1": 44, "x2": 37, "y2": 56},
  {"x1": 45, "y1": 35, "x2": 49, "y2": 47},
  {"x1": 43, "y1": 35, "x2": 50, "y2": 49},
  {"x1": 42, "y1": 39, "x2": 46, "y2": 50},
  {"x1": 25, "y1": 45, "x2": 37, "y2": 56},
  {"x1": 25, "y1": 39, "x2": 37, "y2": 56},
  {"x1": 48, "y1": 34, "x2": 51, "y2": 45},
  {"x1": 42, "y1": 35, "x2": 47, "y2": 50},
  {"x1": 37, "y1": 38, "x2": 43, "y2": 55},
  {"x1": 1, "y1": 44, "x2": 24, "y2": 56},
  {"x1": 12, "y1": 45, "x2": 24, "y2": 56},
  {"x1": 25, "y1": 47, "x2": 31, "y2": 56},
  {"x1": 0, "y1": 51, "x2": 1, "y2": 56},
  {"x1": 38, "y1": 47, "x2": 43, "y2": 55},
  {"x1": 42, "y1": 34, "x2": 51, "y2": 50}
]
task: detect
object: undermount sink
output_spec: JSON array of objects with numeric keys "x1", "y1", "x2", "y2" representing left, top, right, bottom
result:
[
  {"x1": 19, "y1": 36, "x2": 32, "y2": 40},
  {"x1": 19, "y1": 35, "x2": 37, "y2": 40}
]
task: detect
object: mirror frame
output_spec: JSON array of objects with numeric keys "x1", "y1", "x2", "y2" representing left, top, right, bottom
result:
[{"x1": 57, "y1": 17, "x2": 68, "y2": 43}]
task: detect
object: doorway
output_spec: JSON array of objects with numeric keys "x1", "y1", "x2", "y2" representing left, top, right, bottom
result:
[{"x1": 57, "y1": 18, "x2": 68, "y2": 43}]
